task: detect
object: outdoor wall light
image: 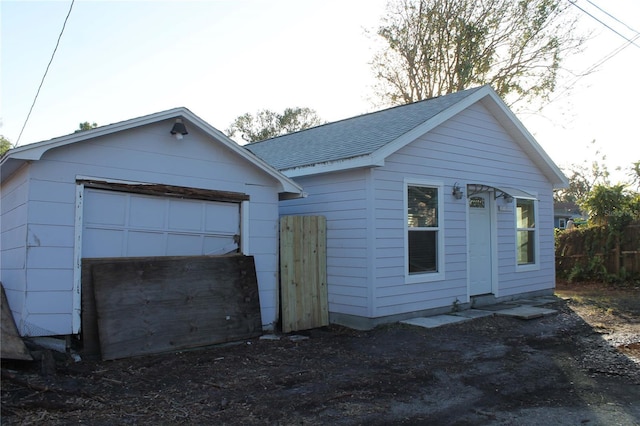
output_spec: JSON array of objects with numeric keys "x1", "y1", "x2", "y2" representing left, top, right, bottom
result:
[
  {"x1": 452, "y1": 183, "x2": 464, "y2": 200},
  {"x1": 170, "y1": 118, "x2": 188, "y2": 140}
]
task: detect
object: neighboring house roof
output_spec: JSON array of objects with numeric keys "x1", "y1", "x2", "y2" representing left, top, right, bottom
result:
[
  {"x1": 0, "y1": 107, "x2": 302, "y2": 196},
  {"x1": 554, "y1": 201, "x2": 584, "y2": 218},
  {"x1": 246, "y1": 85, "x2": 568, "y2": 188}
]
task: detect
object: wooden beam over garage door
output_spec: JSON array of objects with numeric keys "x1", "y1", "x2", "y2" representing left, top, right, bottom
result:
[{"x1": 79, "y1": 179, "x2": 249, "y2": 203}]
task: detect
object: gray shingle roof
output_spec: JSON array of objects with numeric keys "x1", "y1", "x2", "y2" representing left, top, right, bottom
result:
[{"x1": 245, "y1": 86, "x2": 484, "y2": 171}]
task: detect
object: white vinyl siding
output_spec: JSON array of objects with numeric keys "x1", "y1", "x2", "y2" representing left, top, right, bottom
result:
[
  {"x1": 0, "y1": 166, "x2": 29, "y2": 330},
  {"x1": 372, "y1": 101, "x2": 554, "y2": 315},
  {"x1": 277, "y1": 100, "x2": 557, "y2": 324},
  {"x1": 279, "y1": 170, "x2": 371, "y2": 317},
  {"x1": 282, "y1": 101, "x2": 556, "y2": 321}
]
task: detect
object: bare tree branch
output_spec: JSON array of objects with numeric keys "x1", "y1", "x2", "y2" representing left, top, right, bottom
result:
[{"x1": 370, "y1": 0, "x2": 586, "y2": 108}]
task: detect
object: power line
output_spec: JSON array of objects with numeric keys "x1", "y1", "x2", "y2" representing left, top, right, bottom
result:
[
  {"x1": 542, "y1": 32, "x2": 640, "y2": 108},
  {"x1": 568, "y1": 0, "x2": 640, "y2": 49},
  {"x1": 15, "y1": 0, "x2": 75, "y2": 146},
  {"x1": 537, "y1": 0, "x2": 640, "y2": 107},
  {"x1": 584, "y1": 0, "x2": 639, "y2": 35}
]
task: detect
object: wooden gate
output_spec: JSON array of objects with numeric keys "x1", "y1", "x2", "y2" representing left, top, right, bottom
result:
[{"x1": 279, "y1": 216, "x2": 328, "y2": 332}]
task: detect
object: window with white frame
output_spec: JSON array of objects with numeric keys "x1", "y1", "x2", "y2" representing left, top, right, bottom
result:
[
  {"x1": 516, "y1": 198, "x2": 537, "y2": 265},
  {"x1": 406, "y1": 183, "x2": 441, "y2": 274}
]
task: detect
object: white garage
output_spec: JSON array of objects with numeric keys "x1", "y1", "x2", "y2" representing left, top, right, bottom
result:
[{"x1": 0, "y1": 107, "x2": 302, "y2": 338}]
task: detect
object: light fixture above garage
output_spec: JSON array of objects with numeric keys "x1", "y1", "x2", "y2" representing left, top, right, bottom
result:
[{"x1": 170, "y1": 118, "x2": 188, "y2": 140}]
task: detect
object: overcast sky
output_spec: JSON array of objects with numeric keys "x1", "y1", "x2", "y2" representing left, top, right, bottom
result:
[{"x1": 2, "y1": 0, "x2": 639, "y2": 183}]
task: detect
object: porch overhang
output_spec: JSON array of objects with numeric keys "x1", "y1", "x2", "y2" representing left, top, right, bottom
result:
[{"x1": 467, "y1": 184, "x2": 537, "y2": 200}]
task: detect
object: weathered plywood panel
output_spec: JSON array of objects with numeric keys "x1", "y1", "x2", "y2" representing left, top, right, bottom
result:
[
  {"x1": 91, "y1": 255, "x2": 261, "y2": 360},
  {"x1": 280, "y1": 216, "x2": 328, "y2": 333},
  {"x1": 1, "y1": 283, "x2": 32, "y2": 360}
]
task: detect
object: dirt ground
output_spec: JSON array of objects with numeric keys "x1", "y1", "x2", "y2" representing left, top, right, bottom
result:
[{"x1": 2, "y1": 281, "x2": 639, "y2": 425}]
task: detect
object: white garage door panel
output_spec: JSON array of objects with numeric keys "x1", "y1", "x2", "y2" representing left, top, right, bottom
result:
[
  {"x1": 129, "y1": 196, "x2": 165, "y2": 228},
  {"x1": 84, "y1": 191, "x2": 126, "y2": 226},
  {"x1": 166, "y1": 234, "x2": 203, "y2": 256},
  {"x1": 169, "y1": 200, "x2": 202, "y2": 231},
  {"x1": 205, "y1": 202, "x2": 240, "y2": 233},
  {"x1": 82, "y1": 229, "x2": 124, "y2": 257},
  {"x1": 82, "y1": 188, "x2": 240, "y2": 258},
  {"x1": 203, "y1": 235, "x2": 238, "y2": 255},
  {"x1": 127, "y1": 231, "x2": 166, "y2": 256}
]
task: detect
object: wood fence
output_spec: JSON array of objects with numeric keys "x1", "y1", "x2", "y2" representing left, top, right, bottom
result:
[
  {"x1": 279, "y1": 216, "x2": 328, "y2": 333},
  {"x1": 556, "y1": 224, "x2": 640, "y2": 277}
]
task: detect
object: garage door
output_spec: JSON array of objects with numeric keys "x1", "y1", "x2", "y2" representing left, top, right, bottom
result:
[{"x1": 82, "y1": 188, "x2": 240, "y2": 258}]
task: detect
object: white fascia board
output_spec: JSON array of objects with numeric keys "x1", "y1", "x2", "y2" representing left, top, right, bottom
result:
[
  {"x1": 1, "y1": 108, "x2": 194, "y2": 182},
  {"x1": 281, "y1": 154, "x2": 385, "y2": 178},
  {"x1": 0, "y1": 107, "x2": 303, "y2": 196},
  {"x1": 370, "y1": 86, "x2": 494, "y2": 165},
  {"x1": 479, "y1": 93, "x2": 569, "y2": 188},
  {"x1": 280, "y1": 87, "x2": 492, "y2": 179},
  {"x1": 3, "y1": 107, "x2": 191, "y2": 162},
  {"x1": 367, "y1": 85, "x2": 567, "y2": 189},
  {"x1": 185, "y1": 113, "x2": 303, "y2": 195}
]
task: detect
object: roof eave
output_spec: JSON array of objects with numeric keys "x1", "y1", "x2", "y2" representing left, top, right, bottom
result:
[
  {"x1": 2, "y1": 109, "x2": 192, "y2": 181},
  {"x1": 1, "y1": 107, "x2": 303, "y2": 196},
  {"x1": 184, "y1": 113, "x2": 304, "y2": 196},
  {"x1": 478, "y1": 92, "x2": 569, "y2": 188},
  {"x1": 4, "y1": 107, "x2": 194, "y2": 162},
  {"x1": 370, "y1": 86, "x2": 494, "y2": 164},
  {"x1": 369, "y1": 86, "x2": 569, "y2": 188},
  {"x1": 0, "y1": 158, "x2": 29, "y2": 182},
  {"x1": 281, "y1": 154, "x2": 384, "y2": 178}
]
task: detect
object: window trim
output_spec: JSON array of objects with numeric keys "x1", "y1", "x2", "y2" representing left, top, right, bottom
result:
[
  {"x1": 515, "y1": 196, "x2": 540, "y2": 272},
  {"x1": 404, "y1": 179, "x2": 445, "y2": 283}
]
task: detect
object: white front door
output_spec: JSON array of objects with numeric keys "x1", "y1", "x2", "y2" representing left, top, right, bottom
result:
[{"x1": 469, "y1": 192, "x2": 493, "y2": 295}]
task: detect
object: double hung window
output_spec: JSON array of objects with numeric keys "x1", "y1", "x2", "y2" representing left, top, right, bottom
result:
[
  {"x1": 406, "y1": 183, "x2": 443, "y2": 279},
  {"x1": 516, "y1": 198, "x2": 536, "y2": 265}
]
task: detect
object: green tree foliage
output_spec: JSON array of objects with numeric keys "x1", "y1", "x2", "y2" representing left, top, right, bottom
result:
[
  {"x1": 227, "y1": 107, "x2": 324, "y2": 143},
  {"x1": 554, "y1": 141, "x2": 639, "y2": 210},
  {"x1": 0, "y1": 135, "x2": 12, "y2": 156},
  {"x1": 555, "y1": 160, "x2": 611, "y2": 204},
  {"x1": 554, "y1": 141, "x2": 611, "y2": 204},
  {"x1": 75, "y1": 122, "x2": 98, "y2": 132},
  {"x1": 627, "y1": 160, "x2": 640, "y2": 191},
  {"x1": 581, "y1": 184, "x2": 639, "y2": 226},
  {"x1": 370, "y1": 0, "x2": 584, "y2": 107}
]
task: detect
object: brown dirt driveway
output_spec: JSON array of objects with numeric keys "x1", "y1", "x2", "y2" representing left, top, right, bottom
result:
[{"x1": 2, "y1": 281, "x2": 639, "y2": 425}]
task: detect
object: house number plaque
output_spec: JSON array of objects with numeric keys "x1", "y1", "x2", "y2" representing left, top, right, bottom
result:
[{"x1": 469, "y1": 196, "x2": 485, "y2": 208}]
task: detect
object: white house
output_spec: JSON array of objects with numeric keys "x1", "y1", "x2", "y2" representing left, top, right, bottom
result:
[
  {"x1": 247, "y1": 85, "x2": 568, "y2": 329},
  {"x1": 0, "y1": 108, "x2": 302, "y2": 338}
]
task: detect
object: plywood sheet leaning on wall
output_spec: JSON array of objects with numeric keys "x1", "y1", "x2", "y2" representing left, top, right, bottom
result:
[
  {"x1": 91, "y1": 255, "x2": 262, "y2": 360},
  {"x1": 1, "y1": 282, "x2": 33, "y2": 361}
]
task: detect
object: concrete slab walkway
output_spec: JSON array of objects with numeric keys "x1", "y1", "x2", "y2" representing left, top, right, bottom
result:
[{"x1": 400, "y1": 297, "x2": 558, "y2": 329}]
